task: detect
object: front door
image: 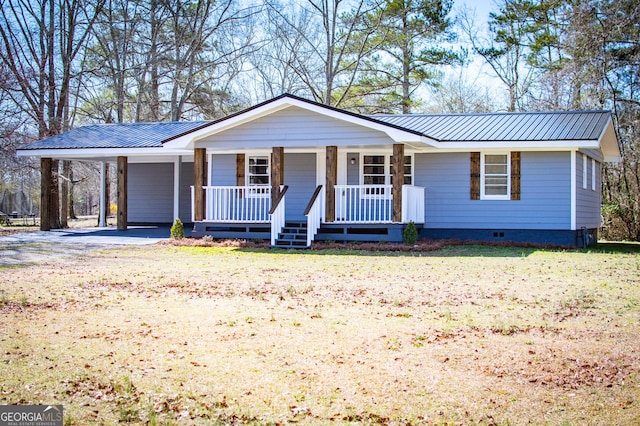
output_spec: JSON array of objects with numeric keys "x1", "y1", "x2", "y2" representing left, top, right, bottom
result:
[{"x1": 284, "y1": 153, "x2": 317, "y2": 221}]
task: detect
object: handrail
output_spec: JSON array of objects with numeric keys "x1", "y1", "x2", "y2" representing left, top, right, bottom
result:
[
  {"x1": 268, "y1": 185, "x2": 289, "y2": 215},
  {"x1": 303, "y1": 185, "x2": 323, "y2": 216}
]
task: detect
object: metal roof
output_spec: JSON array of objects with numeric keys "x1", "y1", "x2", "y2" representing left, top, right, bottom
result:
[
  {"x1": 369, "y1": 111, "x2": 611, "y2": 142},
  {"x1": 19, "y1": 121, "x2": 210, "y2": 150},
  {"x1": 18, "y1": 100, "x2": 612, "y2": 152}
]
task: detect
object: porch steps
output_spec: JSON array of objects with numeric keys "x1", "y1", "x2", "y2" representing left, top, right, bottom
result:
[{"x1": 275, "y1": 221, "x2": 308, "y2": 249}]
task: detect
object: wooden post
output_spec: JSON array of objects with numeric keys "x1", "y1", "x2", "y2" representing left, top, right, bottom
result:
[
  {"x1": 49, "y1": 160, "x2": 60, "y2": 229},
  {"x1": 271, "y1": 147, "x2": 284, "y2": 206},
  {"x1": 194, "y1": 148, "x2": 206, "y2": 221},
  {"x1": 325, "y1": 146, "x2": 337, "y2": 222},
  {"x1": 40, "y1": 157, "x2": 52, "y2": 231},
  {"x1": 117, "y1": 156, "x2": 128, "y2": 230},
  {"x1": 392, "y1": 144, "x2": 404, "y2": 223}
]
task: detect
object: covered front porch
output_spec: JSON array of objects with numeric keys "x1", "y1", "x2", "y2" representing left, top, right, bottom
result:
[
  {"x1": 190, "y1": 145, "x2": 425, "y2": 247},
  {"x1": 191, "y1": 183, "x2": 425, "y2": 247}
]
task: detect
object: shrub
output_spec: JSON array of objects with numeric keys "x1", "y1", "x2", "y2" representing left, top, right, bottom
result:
[
  {"x1": 170, "y1": 218, "x2": 184, "y2": 240},
  {"x1": 403, "y1": 221, "x2": 418, "y2": 245}
]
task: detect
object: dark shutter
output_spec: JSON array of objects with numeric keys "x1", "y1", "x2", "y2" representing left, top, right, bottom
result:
[
  {"x1": 511, "y1": 151, "x2": 521, "y2": 200},
  {"x1": 470, "y1": 152, "x2": 480, "y2": 200},
  {"x1": 236, "y1": 153, "x2": 245, "y2": 198}
]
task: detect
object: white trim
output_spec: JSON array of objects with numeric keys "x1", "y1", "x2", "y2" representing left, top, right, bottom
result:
[
  {"x1": 582, "y1": 154, "x2": 588, "y2": 189},
  {"x1": 357, "y1": 151, "x2": 414, "y2": 186},
  {"x1": 480, "y1": 152, "x2": 511, "y2": 201},
  {"x1": 337, "y1": 150, "x2": 347, "y2": 186},
  {"x1": 316, "y1": 150, "x2": 325, "y2": 186},
  {"x1": 246, "y1": 155, "x2": 271, "y2": 198},
  {"x1": 571, "y1": 151, "x2": 577, "y2": 230},
  {"x1": 591, "y1": 158, "x2": 596, "y2": 191},
  {"x1": 99, "y1": 161, "x2": 106, "y2": 227}
]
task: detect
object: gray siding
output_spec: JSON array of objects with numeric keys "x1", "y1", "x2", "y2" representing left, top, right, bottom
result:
[
  {"x1": 346, "y1": 152, "x2": 359, "y2": 185},
  {"x1": 576, "y1": 153, "x2": 601, "y2": 228},
  {"x1": 284, "y1": 153, "x2": 317, "y2": 220},
  {"x1": 211, "y1": 154, "x2": 236, "y2": 185},
  {"x1": 199, "y1": 106, "x2": 395, "y2": 149},
  {"x1": 179, "y1": 161, "x2": 194, "y2": 222},
  {"x1": 128, "y1": 163, "x2": 173, "y2": 223},
  {"x1": 415, "y1": 152, "x2": 572, "y2": 230}
]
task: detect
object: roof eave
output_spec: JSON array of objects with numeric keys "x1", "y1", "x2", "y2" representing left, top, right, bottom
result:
[
  {"x1": 599, "y1": 117, "x2": 622, "y2": 163},
  {"x1": 16, "y1": 146, "x2": 192, "y2": 159}
]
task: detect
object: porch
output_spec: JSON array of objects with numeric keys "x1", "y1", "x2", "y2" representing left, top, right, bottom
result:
[{"x1": 191, "y1": 184, "x2": 425, "y2": 247}]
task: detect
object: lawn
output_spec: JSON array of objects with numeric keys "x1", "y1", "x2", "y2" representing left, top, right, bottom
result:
[{"x1": 0, "y1": 242, "x2": 639, "y2": 425}]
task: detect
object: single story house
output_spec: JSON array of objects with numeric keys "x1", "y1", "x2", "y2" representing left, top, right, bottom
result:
[{"x1": 17, "y1": 94, "x2": 621, "y2": 247}]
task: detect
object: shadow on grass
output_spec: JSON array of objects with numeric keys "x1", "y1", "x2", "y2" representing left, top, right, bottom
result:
[
  {"x1": 584, "y1": 242, "x2": 640, "y2": 254},
  {"x1": 167, "y1": 239, "x2": 640, "y2": 258},
  {"x1": 231, "y1": 243, "x2": 545, "y2": 258}
]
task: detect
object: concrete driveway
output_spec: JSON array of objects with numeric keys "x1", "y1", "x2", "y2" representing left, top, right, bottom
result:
[{"x1": 0, "y1": 226, "x2": 178, "y2": 266}]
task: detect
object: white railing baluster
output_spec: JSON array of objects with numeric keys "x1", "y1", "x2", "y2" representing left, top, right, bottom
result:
[{"x1": 194, "y1": 186, "x2": 271, "y2": 223}]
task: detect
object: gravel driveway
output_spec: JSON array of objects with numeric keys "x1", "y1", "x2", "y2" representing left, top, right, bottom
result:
[{"x1": 0, "y1": 226, "x2": 172, "y2": 266}]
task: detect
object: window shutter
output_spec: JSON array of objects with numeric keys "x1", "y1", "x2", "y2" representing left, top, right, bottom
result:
[
  {"x1": 510, "y1": 151, "x2": 521, "y2": 200},
  {"x1": 470, "y1": 152, "x2": 480, "y2": 200},
  {"x1": 236, "y1": 154, "x2": 245, "y2": 198},
  {"x1": 236, "y1": 154, "x2": 245, "y2": 185}
]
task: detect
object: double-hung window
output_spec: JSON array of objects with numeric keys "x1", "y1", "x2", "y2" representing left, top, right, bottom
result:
[
  {"x1": 481, "y1": 153, "x2": 510, "y2": 200},
  {"x1": 247, "y1": 156, "x2": 270, "y2": 197},
  {"x1": 361, "y1": 154, "x2": 413, "y2": 196}
]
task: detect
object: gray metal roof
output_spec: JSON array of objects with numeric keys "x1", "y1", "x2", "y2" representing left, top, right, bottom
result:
[
  {"x1": 19, "y1": 121, "x2": 210, "y2": 150},
  {"x1": 369, "y1": 110, "x2": 611, "y2": 142},
  {"x1": 19, "y1": 104, "x2": 611, "y2": 152}
]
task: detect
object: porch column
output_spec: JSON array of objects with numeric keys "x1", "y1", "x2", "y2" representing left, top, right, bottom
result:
[
  {"x1": 99, "y1": 161, "x2": 106, "y2": 227},
  {"x1": 194, "y1": 148, "x2": 206, "y2": 222},
  {"x1": 325, "y1": 146, "x2": 337, "y2": 222},
  {"x1": 271, "y1": 147, "x2": 284, "y2": 205},
  {"x1": 117, "y1": 156, "x2": 128, "y2": 230},
  {"x1": 392, "y1": 143, "x2": 404, "y2": 223},
  {"x1": 40, "y1": 157, "x2": 52, "y2": 231}
]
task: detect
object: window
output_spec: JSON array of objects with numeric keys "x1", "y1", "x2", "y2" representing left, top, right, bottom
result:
[
  {"x1": 247, "y1": 156, "x2": 270, "y2": 197},
  {"x1": 362, "y1": 155, "x2": 386, "y2": 185},
  {"x1": 591, "y1": 158, "x2": 596, "y2": 191},
  {"x1": 481, "y1": 154, "x2": 510, "y2": 200},
  {"x1": 389, "y1": 155, "x2": 413, "y2": 185},
  {"x1": 361, "y1": 154, "x2": 413, "y2": 186}
]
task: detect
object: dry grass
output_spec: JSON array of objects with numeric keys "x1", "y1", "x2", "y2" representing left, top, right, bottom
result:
[{"x1": 0, "y1": 243, "x2": 639, "y2": 425}]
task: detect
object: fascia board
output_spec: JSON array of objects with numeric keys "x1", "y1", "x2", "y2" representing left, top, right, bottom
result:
[
  {"x1": 16, "y1": 147, "x2": 192, "y2": 159},
  {"x1": 424, "y1": 139, "x2": 602, "y2": 150},
  {"x1": 598, "y1": 118, "x2": 621, "y2": 162}
]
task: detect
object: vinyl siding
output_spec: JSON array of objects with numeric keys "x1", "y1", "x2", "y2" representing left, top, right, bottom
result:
[
  {"x1": 128, "y1": 163, "x2": 173, "y2": 223},
  {"x1": 210, "y1": 154, "x2": 236, "y2": 185},
  {"x1": 179, "y1": 162, "x2": 194, "y2": 222},
  {"x1": 416, "y1": 152, "x2": 572, "y2": 230},
  {"x1": 284, "y1": 153, "x2": 317, "y2": 220},
  {"x1": 576, "y1": 154, "x2": 601, "y2": 228},
  {"x1": 198, "y1": 106, "x2": 395, "y2": 149}
]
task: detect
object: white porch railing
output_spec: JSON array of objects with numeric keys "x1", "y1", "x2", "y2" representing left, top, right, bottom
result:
[
  {"x1": 334, "y1": 184, "x2": 424, "y2": 224},
  {"x1": 269, "y1": 186, "x2": 288, "y2": 246},
  {"x1": 402, "y1": 185, "x2": 425, "y2": 224},
  {"x1": 191, "y1": 186, "x2": 271, "y2": 222},
  {"x1": 305, "y1": 185, "x2": 324, "y2": 246},
  {"x1": 334, "y1": 185, "x2": 393, "y2": 223}
]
